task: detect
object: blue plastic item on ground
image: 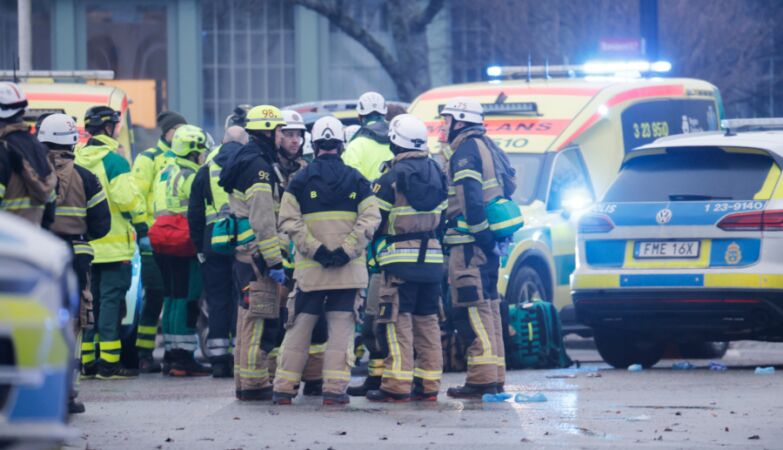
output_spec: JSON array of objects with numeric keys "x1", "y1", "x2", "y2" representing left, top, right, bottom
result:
[
  {"x1": 708, "y1": 361, "x2": 727, "y2": 371},
  {"x1": 628, "y1": 364, "x2": 643, "y2": 372},
  {"x1": 514, "y1": 393, "x2": 547, "y2": 403},
  {"x1": 672, "y1": 361, "x2": 694, "y2": 370},
  {"x1": 482, "y1": 393, "x2": 505, "y2": 402},
  {"x1": 494, "y1": 392, "x2": 513, "y2": 401},
  {"x1": 755, "y1": 366, "x2": 775, "y2": 375}
]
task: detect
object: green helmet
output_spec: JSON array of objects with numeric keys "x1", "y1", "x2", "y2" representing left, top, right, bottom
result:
[{"x1": 171, "y1": 124, "x2": 208, "y2": 157}]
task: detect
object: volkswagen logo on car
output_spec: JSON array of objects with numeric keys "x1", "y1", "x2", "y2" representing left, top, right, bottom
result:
[{"x1": 656, "y1": 208, "x2": 673, "y2": 225}]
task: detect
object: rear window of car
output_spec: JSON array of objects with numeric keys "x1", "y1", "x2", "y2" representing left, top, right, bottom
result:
[{"x1": 603, "y1": 147, "x2": 777, "y2": 202}]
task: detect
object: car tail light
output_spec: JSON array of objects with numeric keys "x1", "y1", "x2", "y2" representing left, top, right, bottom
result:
[
  {"x1": 717, "y1": 210, "x2": 783, "y2": 231},
  {"x1": 578, "y1": 213, "x2": 615, "y2": 234}
]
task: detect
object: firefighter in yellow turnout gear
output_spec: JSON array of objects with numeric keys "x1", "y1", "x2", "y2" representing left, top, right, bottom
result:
[
  {"x1": 218, "y1": 106, "x2": 288, "y2": 401},
  {"x1": 151, "y1": 124, "x2": 210, "y2": 376},
  {"x1": 365, "y1": 115, "x2": 448, "y2": 402}
]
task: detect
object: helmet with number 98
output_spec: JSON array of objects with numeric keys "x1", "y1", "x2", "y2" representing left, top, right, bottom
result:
[{"x1": 245, "y1": 105, "x2": 286, "y2": 131}]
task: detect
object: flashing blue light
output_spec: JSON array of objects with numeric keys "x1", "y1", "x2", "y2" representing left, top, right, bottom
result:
[
  {"x1": 651, "y1": 61, "x2": 672, "y2": 73},
  {"x1": 486, "y1": 66, "x2": 503, "y2": 77}
]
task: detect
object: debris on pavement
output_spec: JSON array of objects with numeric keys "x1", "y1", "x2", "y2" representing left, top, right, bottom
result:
[
  {"x1": 754, "y1": 366, "x2": 775, "y2": 375},
  {"x1": 708, "y1": 362, "x2": 727, "y2": 371},
  {"x1": 628, "y1": 364, "x2": 643, "y2": 372},
  {"x1": 514, "y1": 393, "x2": 547, "y2": 403},
  {"x1": 672, "y1": 361, "x2": 694, "y2": 370}
]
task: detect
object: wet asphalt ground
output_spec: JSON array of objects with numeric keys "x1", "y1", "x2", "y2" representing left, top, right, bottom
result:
[{"x1": 67, "y1": 341, "x2": 783, "y2": 449}]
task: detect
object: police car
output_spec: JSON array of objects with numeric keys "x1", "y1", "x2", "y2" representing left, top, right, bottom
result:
[
  {"x1": 0, "y1": 212, "x2": 78, "y2": 445},
  {"x1": 572, "y1": 119, "x2": 783, "y2": 368}
]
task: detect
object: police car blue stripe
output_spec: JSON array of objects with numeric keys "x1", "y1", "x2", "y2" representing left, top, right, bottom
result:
[{"x1": 620, "y1": 274, "x2": 704, "y2": 287}]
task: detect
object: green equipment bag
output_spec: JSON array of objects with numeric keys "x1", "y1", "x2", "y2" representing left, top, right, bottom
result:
[
  {"x1": 506, "y1": 300, "x2": 573, "y2": 369},
  {"x1": 485, "y1": 197, "x2": 524, "y2": 238},
  {"x1": 210, "y1": 215, "x2": 255, "y2": 254}
]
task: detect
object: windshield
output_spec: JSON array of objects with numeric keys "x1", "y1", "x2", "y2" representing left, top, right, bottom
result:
[
  {"x1": 508, "y1": 153, "x2": 545, "y2": 205},
  {"x1": 603, "y1": 147, "x2": 776, "y2": 202}
]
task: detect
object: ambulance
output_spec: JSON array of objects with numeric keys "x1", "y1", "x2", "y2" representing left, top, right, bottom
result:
[
  {"x1": 1, "y1": 71, "x2": 142, "y2": 365},
  {"x1": 408, "y1": 64, "x2": 723, "y2": 332}
]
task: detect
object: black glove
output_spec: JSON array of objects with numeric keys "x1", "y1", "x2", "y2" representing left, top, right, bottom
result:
[
  {"x1": 473, "y1": 229, "x2": 497, "y2": 255},
  {"x1": 331, "y1": 247, "x2": 351, "y2": 267},
  {"x1": 313, "y1": 245, "x2": 334, "y2": 267}
]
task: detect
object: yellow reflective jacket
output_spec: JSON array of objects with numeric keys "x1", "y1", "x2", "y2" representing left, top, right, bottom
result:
[
  {"x1": 153, "y1": 156, "x2": 200, "y2": 218},
  {"x1": 75, "y1": 135, "x2": 147, "y2": 263},
  {"x1": 132, "y1": 139, "x2": 174, "y2": 226},
  {"x1": 341, "y1": 120, "x2": 393, "y2": 181}
]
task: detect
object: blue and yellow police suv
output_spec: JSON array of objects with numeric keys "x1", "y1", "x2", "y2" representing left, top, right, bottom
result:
[
  {"x1": 573, "y1": 119, "x2": 783, "y2": 368},
  {"x1": 0, "y1": 212, "x2": 77, "y2": 445},
  {"x1": 409, "y1": 62, "x2": 722, "y2": 332}
]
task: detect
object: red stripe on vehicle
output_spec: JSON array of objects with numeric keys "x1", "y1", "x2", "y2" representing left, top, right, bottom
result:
[
  {"x1": 26, "y1": 92, "x2": 110, "y2": 103},
  {"x1": 557, "y1": 84, "x2": 685, "y2": 150},
  {"x1": 424, "y1": 118, "x2": 571, "y2": 137}
]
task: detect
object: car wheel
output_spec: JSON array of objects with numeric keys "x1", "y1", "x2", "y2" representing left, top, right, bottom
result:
[
  {"x1": 509, "y1": 266, "x2": 548, "y2": 305},
  {"x1": 678, "y1": 341, "x2": 729, "y2": 359},
  {"x1": 594, "y1": 330, "x2": 665, "y2": 369}
]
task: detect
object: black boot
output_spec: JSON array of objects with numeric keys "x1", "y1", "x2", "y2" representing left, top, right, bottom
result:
[
  {"x1": 138, "y1": 356, "x2": 162, "y2": 374},
  {"x1": 303, "y1": 379, "x2": 323, "y2": 396},
  {"x1": 68, "y1": 396, "x2": 86, "y2": 414},
  {"x1": 346, "y1": 375, "x2": 381, "y2": 397},
  {"x1": 272, "y1": 391, "x2": 296, "y2": 405},
  {"x1": 237, "y1": 386, "x2": 273, "y2": 401},
  {"x1": 169, "y1": 350, "x2": 210, "y2": 377},
  {"x1": 211, "y1": 355, "x2": 234, "y2": 378},
  {"x1": 366, "y1": 389, "x2": 410, "y2": 403},
  {"x1": 322, "y1": 392, "x2": 350, "y2": 406},
  {"x1": 80, "y1": 362, "x2": 98, "y2": 380},
  {"x1": 96, "y1": 362, "x2": 139, "y2": 380},
  {"x1": 496, "y1": 383, "x2": 505, "y2": 393},
  {"x1": 446, "y1": 383, "x2": 498, "y2": 399},
  {"x1": 161, "y1": 351, "x2": 173, "y2": 376}
]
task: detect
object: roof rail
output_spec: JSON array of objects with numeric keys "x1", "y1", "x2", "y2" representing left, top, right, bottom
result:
[
  {"x1": 0, "y1": 70, "x2": 115, "y2": 81},
  {"x1": 721, "y1": 118, "x2": 783, "y2": 136}
]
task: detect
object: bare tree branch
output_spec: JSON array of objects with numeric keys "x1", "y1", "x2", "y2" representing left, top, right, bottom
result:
[
  {"x1": 288, "y1": 0, "x2": 405, "y2": 85},
  {"x1": 411, "y1": 0, "x2": 446, "y2": 32}
]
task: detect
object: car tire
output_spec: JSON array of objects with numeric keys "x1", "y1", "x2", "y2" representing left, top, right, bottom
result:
[
  {"x1": 508, "y1": 266, "x2": 548, "y2": 305},
  {"x1": 678, "y1": 341, "x2": 729, "y2": 359},
  {"x1": 594, "y1": 330, "x2": 665, "y2": 369}
]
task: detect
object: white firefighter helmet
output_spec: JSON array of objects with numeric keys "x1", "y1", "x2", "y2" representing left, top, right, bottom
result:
[
  {"x1": 37, "y1": 113, "x2": 79, "y2": 146},
  {"x1": 356, "y1": 91, "x2": 387, "y2": 116},
  {"x1": 344, "y1": 124, "x2": 360, "y2": 142},
  {"x1": 388, "y1": 114, "x2": 428, "y2": 151},
  {"x1": 280, "y1": 109, "x2": 306, "y2": 131},
  {"x1": 311, "y1": 116, "x2": 345, "y2": 143},
  {"x1": 0, "y1": 82, "x2": 28, "y2": 119},
  {"x1": 440, "y1": 96, "x2": 484, "y2": 124},
  {"x1": 302, "y1": 131, "x2": 314, "y2": 157}
]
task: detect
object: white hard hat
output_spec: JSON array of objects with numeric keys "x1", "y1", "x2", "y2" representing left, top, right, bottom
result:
[
  {"x1": 302, "y1": 131, "x2": 314, "y2": 156},
  {"x1": 344, "y1": 124, "x2": 360, "y2": 142},
  {"x1": 440, "y1": 96, "x2": 483, "y2": 124},
  {"x1": 388, "y1": 114, "x2": 428, "y2": 151},
  {"x1": 311, "y1": 116, "x2": 345, "y2": 143},
  {"x1": 37, "y1": 113, "x2": 79, "y2": 146},
  {"x1": 356, "y1": 91, "x2": 387, "y2": 116},
  {"x1": 281, "y1": 109, "x2": 306, "y2": 131},
  {"x1": 0, "y1": 82, "x2": 28, "y2": 119}
]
